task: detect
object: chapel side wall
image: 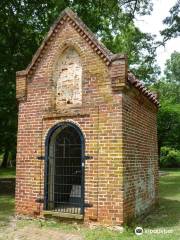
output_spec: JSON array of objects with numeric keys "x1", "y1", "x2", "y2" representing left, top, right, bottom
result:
[
  {"x1": 122, "y1": 90, "x2": 159, "y2": 222},
  {"x1": 15, "y1": 19, "x2": 124, "y2": 225}
]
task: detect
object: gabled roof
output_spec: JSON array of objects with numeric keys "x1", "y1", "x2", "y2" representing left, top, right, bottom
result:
[
  {"x1": 16, "y1": 8, "x2": 115, "y2": 77},
  {"x1": 16, "y1": 8, "x2": 159, "y2": 106},
  {"x1": 128, "y1": 72, "x2": 159, "y2": 106}
]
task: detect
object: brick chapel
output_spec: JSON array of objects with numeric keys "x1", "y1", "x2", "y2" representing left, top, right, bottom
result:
[{"x1": 16, "y1": 8, "x2": 159, "y2": 225}]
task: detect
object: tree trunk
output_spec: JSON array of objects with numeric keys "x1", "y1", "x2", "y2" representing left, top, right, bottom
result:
[
  {"x1": 1, "y1": 149, "x2": 9, "y2": 168},
  {"x1": 158, "y1": 140, "x2": 161, "y2": 168}
]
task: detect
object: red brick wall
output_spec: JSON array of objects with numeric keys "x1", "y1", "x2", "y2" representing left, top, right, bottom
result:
[
  {"x1": 122, "y1": 89, "x2": 159, "y2": 222},
  {"x1": 16, "y1": 13, "x2": 158, "y2": 225},
  {"x1": 16, "y1": 20, "x2": 124, "y2": 225}
]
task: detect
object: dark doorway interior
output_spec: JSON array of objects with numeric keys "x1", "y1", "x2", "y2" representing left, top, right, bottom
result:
[{"x1": 46, "y1": 124, "x2": 84, "y2": 214}]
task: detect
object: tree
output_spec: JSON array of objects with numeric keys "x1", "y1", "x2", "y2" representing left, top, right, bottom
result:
[
  {"x1": 164, "y1": 51, "x2": 180, "y2": 83},
  {"x1": 50, "y1": 0, "x2": 159, "y2": 81},
  {"x1": 0, "y1": 1, "x2": 54, "y2": 167},
  {"x1": 161, "y1": 0, "x2": 180, "y2": 42},
  {"x1": 151, "y1": 52, "x2": 180, "y2": 166},
  {"x1": 102, "y1": 23, "x2": 160, "y2": 83},
  {"x1": 0, "y1": 0, "x2": 158, "y2": 167},
  {"x1": 155, "y1": 81, "x2": 180, "y2": 147}
]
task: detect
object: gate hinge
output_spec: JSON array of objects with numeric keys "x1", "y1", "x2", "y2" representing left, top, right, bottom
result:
[
  {"x1": 84, "y1": 155, "x2": 93, "y2": 160},
  {"x1": 37, "y1": 156, "x2": 45, "y2": 160},
  {"x1": 84, "y1": 202, "x2": 93, "y2": 208},
  {"x1": 35, "y1": 197, "x2": 44, "y2": 203}
]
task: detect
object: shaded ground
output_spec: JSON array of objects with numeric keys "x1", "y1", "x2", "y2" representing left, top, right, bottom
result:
[
  {"x1": 0, "y1": 169, "x2": 180, "y2": 239},
  {"x1": 0, "y1": 167, "x2": 16, "y2": 178},
  {"x1": 0, "y1": 195, "x2": 14, "y2": 226}
]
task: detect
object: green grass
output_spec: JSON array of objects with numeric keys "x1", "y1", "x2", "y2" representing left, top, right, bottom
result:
[
  {"x1": 0, "y1": 167, "x2": 15, "y2": 227},
  {"x1": 138, "y1": 169, "x2": 180, "y2": 239},
  {"x1": 0, "y1": 195, "x2": 14, "y2": 227},
  {"x1": 0, "y1": 169, "x2": 180, "y2": 239},
  {"x1": 0, "y1": 167, "x2": 16, "y2": 178}
]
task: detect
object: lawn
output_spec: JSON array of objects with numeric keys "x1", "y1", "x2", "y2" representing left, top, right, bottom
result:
[
  {"x1": 0, "y1": 169, "x2": 179, "y2": 239},
  {"x1": 0, "y1": 167, "x2": 16, "y2": 178},
  {"x1": 0, "y1": 195, "x2": 14, "y2": 227}
]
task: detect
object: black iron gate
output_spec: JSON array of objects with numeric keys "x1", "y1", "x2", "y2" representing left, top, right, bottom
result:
[{"x1": 45, "y1": 122, "x2": 84, "y2": 215}]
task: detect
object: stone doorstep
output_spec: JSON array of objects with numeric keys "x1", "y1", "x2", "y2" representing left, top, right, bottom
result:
[{"x1": 43, "y1": 210, "x2": 84, "y2": 220}]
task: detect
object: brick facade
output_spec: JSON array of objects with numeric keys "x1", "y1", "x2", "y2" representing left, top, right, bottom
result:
[
  {"x1": 122, "y1": 90, "x2": 159, "y2": 222},
  {"x1": 16, "y1": 8, "x2": 159, "y2": 225}
]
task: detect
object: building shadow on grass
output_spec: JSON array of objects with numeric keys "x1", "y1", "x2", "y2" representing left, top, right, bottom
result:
[
  {"x1": 141, "y1": 198, "x2": 180, "y2": 229},
  {"x1": 141, "y1": 171, "x2": 180, "y2": 229},
  {"x1": 0, "y1": 194, "x2": 15, "y2": 226},
  {"x1": 0, "y1": 178, "x2": 15, "y2": 225}
]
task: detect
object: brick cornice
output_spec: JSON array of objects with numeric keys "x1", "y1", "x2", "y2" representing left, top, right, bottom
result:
[
  {"x1": 16, "y1": 8, "x2": 114, "y2": 78},
  {"x1": 127, "y1": 72, "x2": 159, "y2": 107},
  {"x1": 16, "y1": 7, "x2": 159, "y2": 107}
]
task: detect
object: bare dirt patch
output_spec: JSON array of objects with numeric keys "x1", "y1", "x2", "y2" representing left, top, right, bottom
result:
[{"x1": 0, "y1": 218, "x2": 83, "y2": 240}]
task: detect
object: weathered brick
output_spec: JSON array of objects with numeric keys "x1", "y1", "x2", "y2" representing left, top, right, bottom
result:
[{"x1": 15, "y1": 8, "x2": 159, "y2": 225}]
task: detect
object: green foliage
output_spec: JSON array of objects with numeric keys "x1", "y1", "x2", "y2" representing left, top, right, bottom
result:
[
  {"x1": 0, "y1": 1, "x2": 178, "y2": 170},
  {"x1": 161, "y1": 0, "x2": 180, "y2": 41},
  {"x1": 164, "y1": 51, "x2": 180, "y2": 83},
  {"x1": 151, "y1": 51, "x2": 180, "y2": 167},
  {"x1": 152, "y1": 83, "x2": 180, "y2": 162},
  {"x1": 0, "y1": 0, "x2": 159, "y2": 165},
  {"x1": 151, "y1": 76, "x2": 180, "y2": 149},
  {"x1": 0, "y1": 1, "x2": 54, "y2": 165},
  {"x1": 101, "y1": 21, "x2": 160, "y2": 83},
  {"x1": 160, "y1": 147, "x2": 180, "y2": 168},
  {"x1": 120, "y1": 0, "x2": 153, "y2": 17},
  {"x1": 51, "y1": 0, "x2": 159, "y2": 82},
  {"x1": 157, "y1": 101, "x2": 180, "y2": 150}
]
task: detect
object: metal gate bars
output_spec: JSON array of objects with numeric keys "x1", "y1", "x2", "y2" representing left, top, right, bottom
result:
[{"x1": 45, "y1": 122, "x2": 84, "y2": 215}]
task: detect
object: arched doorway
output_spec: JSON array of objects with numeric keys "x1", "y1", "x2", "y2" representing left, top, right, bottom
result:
[{"x1": 45, "y1": 122, "x2": 85, "y2": 215}]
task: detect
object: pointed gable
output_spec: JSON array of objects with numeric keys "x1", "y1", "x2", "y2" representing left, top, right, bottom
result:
[
  {"x1": 16, "y1": 8, "x2": 159, "y2": 106},
  {"x1": 17, "y1": 8, "x2": 113, "y2": 78}
]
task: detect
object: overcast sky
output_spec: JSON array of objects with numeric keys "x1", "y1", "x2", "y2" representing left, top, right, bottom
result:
[{"x1": 135, "y1": 0, "x2": 180, "y2": 75}]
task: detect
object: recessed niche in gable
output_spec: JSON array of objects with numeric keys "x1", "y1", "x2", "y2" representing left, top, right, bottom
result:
[{"x1": 53, "y1": 47, "x2": 82, "y2": 108}]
